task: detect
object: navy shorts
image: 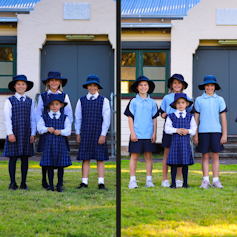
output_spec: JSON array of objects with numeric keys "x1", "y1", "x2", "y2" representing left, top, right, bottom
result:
[
  {"x1": 129, "y1": 139, "x2": 157, "y2": 153},
  {"x1": 195, "y1": 133, "x2": 224, "y2": 153},
  {"x1": 161, "y1": 131, "x2": 172, "y2": 148}
]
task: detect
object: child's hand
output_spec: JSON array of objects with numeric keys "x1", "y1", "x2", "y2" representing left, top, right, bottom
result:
[
  {"x1": 30, "y1": 135, "x2": 35, "y2": 144},
  {"x1": 98, "y1": 135, "x2": 106, "y2": 145},
  {"x1": 54, "y1": 130, "x2": 61, "y2": 136},
  {"x1": 130, "y1": 133, "x2": 138, "y2": 142},
  {"x1": 151, "y1": 133, "x2": 156, "y2": 143},
  {"x1": 8, "y1": 134, "x2": 16, "y2": 143},
  {"x1": 76, "y1": 134, "x2": 81, "y2": 144},
  {"x1": 182, "y1": 129, "x2": 189, "y2": 136},
  {"x1": 192, "y1": 135, "x2": 198, "y2": 146},
  {"x1": 176, "y1": 129, "x2": 183, "y2": 136},
  {"x1": 161, "y1": 112, "x2": 167, "y2": 119},
  {"x1": 67, "y1": 135, "x2": 71, "y2": 141},
  {"x1": 47, "y1": 127, "x2": 55, "y2": 134},
  {"x1": 220, "y1": 135, "x2": 227, "y2": 145}
]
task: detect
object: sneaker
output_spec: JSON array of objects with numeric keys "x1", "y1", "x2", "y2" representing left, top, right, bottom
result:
[
  {"x1": 9, "y1": 183, "x2": 18, "y2": 191},
  {"x1": 128, "y1": 180, "x2": 138, "y2": 189},
  {"x1": 170, "y1": 183, "x2": 176, "y2": 189},
  {"x1": 145, "y1": 180, "x2": 155, "y2": 188},
  {"x1": 98, "y1": 183, "x2": 108, "y2": 191},
  {"x1": 76, "y1": 183, "x2": 88, "y2": 189},
  {"x1": 212, "y1": 180, "x2": 224, "y2": 188},
  {"x1": 161, "y1": 180, "x2": 170, "y2": 187},
  {"x1": 199, "y1": 180, "x2": 212, "y2": 189},
  {"x1": 176, "y1": 179, "x2": 183, "y2": 188},
  {"x1": 20, "y1": 183, "x2": 29, "y2": 191}
]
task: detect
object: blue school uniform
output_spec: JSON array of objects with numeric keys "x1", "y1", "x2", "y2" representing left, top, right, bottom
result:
[
  {"x1": 166, "y1": 113, "x2": 194, "y2": 166},
  {"x1": 77, "y1": 95, "x2": 109, "y2": 161},
  {"x1": 3, "y1": 96, "x2": 34, "y2": 157},
  {"x1": 40, "y1": 113, "x2": 71, "y2": 167}
]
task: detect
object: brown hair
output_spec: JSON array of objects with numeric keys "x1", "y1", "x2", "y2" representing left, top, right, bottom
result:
[{"x1": 45, "y1": 80, "x2": 63, "y2": 92}]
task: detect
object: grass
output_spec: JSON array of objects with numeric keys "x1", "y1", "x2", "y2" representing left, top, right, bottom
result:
[
  {"x1": 121, "y1": 160, "x2": 237, "y2": 237},
  {"x1": 0, "y1": 161, "x2": 116, "y2": 237}
]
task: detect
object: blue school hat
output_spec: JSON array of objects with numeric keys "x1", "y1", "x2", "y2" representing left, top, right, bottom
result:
[
  {"x1": 42, "y1": 71, "x2": 67, "y2": 87},
  {"x1": 43, "y1": 94, "x2": 68, "y2": 108},
  {"x1": 8, "y1": 75, "x2": 34, "y2": 92},
  {"x1": 170, "y1": 93, "x2": 193, "y2": 109},
  {"x1": 131, "y1": 75, "x2": 155, "y2": 94},
  {"x1": 168, "y1": 74, "x2": 188, "y2": 89},
  {"x1": 198, "y1": 75, "x2": 221, "y2": 90},
  {"x1": 82, "y1": 74, "x2": 103, "y2": 89}
]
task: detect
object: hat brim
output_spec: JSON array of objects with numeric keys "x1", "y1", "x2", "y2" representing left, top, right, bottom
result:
[
  {"x1": 168, "y1": 77, "x2": 188, "y2": 89},
  {"x1": 44, "y1": 101, "x2": 68, "y2": 108},
  {"x1": 170, "y1": 98, "x2": 193, "y2": 109},
  {"x1": 198, "y1": 81, "x2": 221, "y2": 90},
  {"x1": 8, "y1": 80, "x2": 34, "y2": 92},
  {"x1": 131, "y1": 80, "x2": 155, "y2": 94},
  {"x1": 42, "y1": 77, "x2": 67, "y2": 87},
  {"x1": 82, "y1": 81, "x2": 103, "y2": 89}
]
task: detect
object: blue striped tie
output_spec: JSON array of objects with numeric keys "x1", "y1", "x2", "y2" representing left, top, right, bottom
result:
[
  {"x1": 53, "y1": 113, "x2": 56, "y2": 119},
  {"x1": 179, "y1": 112, "x2": 183, "y2": 118},
  {"x1": 20, "y1": 96, "x2": 24, "y2": 102}
]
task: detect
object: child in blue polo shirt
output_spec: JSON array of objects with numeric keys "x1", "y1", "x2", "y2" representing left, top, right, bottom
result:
[
  {"x1": 124, "y1": 75, "x2": 159, "y2": 189},
  {"x1": 159, "y1": 74, "x2": 192, "y2": 188},
  {"x1": 193, "y1": 75, "x2": 227, "y2": 189}
]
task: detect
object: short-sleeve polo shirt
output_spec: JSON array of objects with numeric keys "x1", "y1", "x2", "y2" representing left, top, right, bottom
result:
[
  {"x1": 124, "y1": 94, "x2": 159, "y2": 139},
  {"x1": 194, "y1": 92, "x2": 227, "y2": 133}
]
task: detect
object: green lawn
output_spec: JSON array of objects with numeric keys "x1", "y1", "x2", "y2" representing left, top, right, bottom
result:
[
  {"x1": 121, "y1": 160, "x2": 237, "y2": 237},
  {"x1": 0, "y1": 161, "x2": 116, "y2": 237}
]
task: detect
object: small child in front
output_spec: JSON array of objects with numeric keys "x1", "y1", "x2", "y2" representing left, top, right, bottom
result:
[
  {"x1": 124, "y1": 75, "x2": 159, "y2": 189},
  {"x1": 37, "y1": 94, "x2": 72, "y2": 192},
  {"x1": 165, "y1": 93, "x2": 197, "y2": 188}
]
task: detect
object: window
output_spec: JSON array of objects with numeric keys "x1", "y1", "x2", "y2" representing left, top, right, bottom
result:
[
  {"x1": 121, "y1": 50, "x2": 169, "y2": 97},
  {"x1": 0, "y1": 45, "x2": 16, "y2": 93}
]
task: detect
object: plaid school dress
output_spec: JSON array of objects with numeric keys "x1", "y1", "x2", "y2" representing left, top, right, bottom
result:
[
  {"x1": 37, "y1": 91, "x2": 68, "y2": 152},
  {"x1": 39, "y1": 113, "x2": 72, "y2": 167},
  {"x1": 77, "y1": 95, "x2": 109, "y2": 161},
  {"x1": 3, "y1": 96, "x2": 34, "y2": 157},
  {"x1": 166, "y1": 112, "x2": 194, "y2": 166}
]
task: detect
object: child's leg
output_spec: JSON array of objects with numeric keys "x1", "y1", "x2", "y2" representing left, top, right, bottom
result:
[
  {"x1": 129, "y1": 153, "x2": 139, "y2": 177},
  {"x1": 162, "y1": 148, "x2": 169, "y2": 181},
  {"x1": 42, "y1": 166, "x2": 48, "y2": 183},
  {"x1": 97, "y1": 160, "x2": 105, "y2": 184},
  {"x1": 211, "y1": 152, "x2": 219, "y2": 178},
  {"x1": 57, "y1": 167, "x2": 64, "y2": 187},
  {"x1": 81, "y1": 160, "x2": 90, "y2": 185},
  {"x1": 9, "y1": 157, "x2": 17, "y2": 185},
  {"x1": 202, "y1": 153, "x2": 210, "y2": 178},
  {"x1": 182, "y1": 165, "x2": 188, "y2": 186},
  {"x1": 20, "y1": 156, "x2": 29, "y2": 184},
  {"x1": 170, "y1": 166, "x2": 177, "y2": 186},
  {"x1": 144, "y1": 152, "x2": 152, "y2": 176},
  {"x1": 177, "y1": 167, "x2": 182, "y2": 180},
  {"x1": 47, "y1": 167, "x2": 54, "y2": 188}
]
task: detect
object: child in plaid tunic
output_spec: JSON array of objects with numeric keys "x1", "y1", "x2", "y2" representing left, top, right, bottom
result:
[
  {"x1": 165, "y1": 93, "x2": 197, "y2": 188},
  {"x1": 37, "y1": 94, "x2": 72, "y2": 192},
  {"x1": 3, "y1": 75, "x2": 36, "y2": 191}
]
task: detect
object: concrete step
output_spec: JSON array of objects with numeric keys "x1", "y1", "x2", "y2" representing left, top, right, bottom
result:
[
  {"x1": 195, "y1": 152, "x2": 237, "y2": 158},
  {"x1": 227, "y1": 135, "x2": 237, "y2": 142}
]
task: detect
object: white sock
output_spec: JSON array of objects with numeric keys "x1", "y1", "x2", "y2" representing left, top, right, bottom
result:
[
  {"x1": 213, "y1": 177, "x2": 219, "y2": 182},
  {"x1": 130, "y1": 176, "x2": 136, "y2": 182},
  {"x1": 82, "y1": 178, "x2": 88, "y2": 185},
  {"x1": 146, "y1": 176, "x2": 152, "y2": 181},
  {"x1": 203, "y1": 176, "x2": 209, "y2": 182},
  {"x1": 98, "y1": 177, "x2": 104, "y2": 184}
]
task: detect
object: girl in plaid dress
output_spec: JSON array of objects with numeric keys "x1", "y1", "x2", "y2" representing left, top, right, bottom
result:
[
  {"x1": 37, "y1": 94, "x2": 72, "y2": 192},
  {"x1": 165, "y1": 93, "x2": 197, "y2": 188},
  {"x1": 35, "y1": 71, "x2": 73, "y2": 189}
]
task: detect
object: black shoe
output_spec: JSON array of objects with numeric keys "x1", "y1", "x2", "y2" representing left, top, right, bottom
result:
[
  {"x1": 42, "y1": 181, "x2": 49, "y2": 189},
  {"x1": 46, "y1": 186, "x2": 54, "y2": 191},
  {"x1": 98, "y1": 183, "x2": 108, "y2": 191},
  {"x1": 9, "y1": 183, "x2": 18, "y2": 190},
  {"x1": 170, "y1": 184, "x2": 176, "y2": 189},
  {"x1": 20, "y1": 183, "x2": 29, "y2": 190},
  {"x1": 76, "y1": 183, "x2": 88, "y2": 189},
  {"x1": 57, "y1": 186, "x2": 64, "y2": 192},
  {"x1": 183, "y1": 184, "x2": 191, "y2": 188}
]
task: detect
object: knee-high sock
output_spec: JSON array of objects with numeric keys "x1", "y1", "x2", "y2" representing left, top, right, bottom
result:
[
  {"x1": 20, "y1": 156, "x2": 29, "y2": 184},
  {"x1": 57, "y1": 167, "x2": 64, "y2": 187},
  {"x1": 47, "y1": 168, "x2": 54, "y2": 188},
  {"x1": 42, "y1": 166, "x2": 48, "y2": 183},
  {"x1": 9, "y1": 157, "x2": 17, "y2": 185},
  {"x1": 171, "y1": 166, "x2": 177, "y2": 186},
  {"x1": 182, "y1": 165, "x2": 188, "y2": 186}
]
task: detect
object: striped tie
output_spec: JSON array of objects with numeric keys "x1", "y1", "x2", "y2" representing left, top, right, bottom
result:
[
  {"x1": 179, "y1": 112, "x2": 183, "y2": 118},
  {"x1": 20, "y1": 96, "x2": 24, "y2": 102},
  {"x1": 53, "y1": 113, "x2": 56, "y2": 119}
]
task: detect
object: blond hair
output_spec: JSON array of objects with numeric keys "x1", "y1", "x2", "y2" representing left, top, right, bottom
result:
[
  {"x1": 168, "y1": 82, "x2": 185, "y2": 94},
  {"x1": 45, "y1": 80, "x2": 63, "y2": 92}
]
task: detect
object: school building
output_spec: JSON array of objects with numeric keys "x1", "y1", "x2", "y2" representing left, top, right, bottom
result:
[
  {"x1": 0, "y1": 0, "x2": 116, "y2": 139},
  {"x1": 121, "y1": 0, "x2": 237, "y2": 155}
]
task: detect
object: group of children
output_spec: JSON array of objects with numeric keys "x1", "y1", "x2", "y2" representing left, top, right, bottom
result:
[
  {"x1": 3, "y1": 72, "x2": 110, "y2": 192},
  {"x1": 125, "y1": 74, "x2": 227, "y2": 189}
]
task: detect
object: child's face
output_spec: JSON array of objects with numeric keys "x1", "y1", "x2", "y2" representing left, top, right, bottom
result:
[
  {"x1": 49, "y1": 100, "x2": 63, "y2": 113},
  {"x1": 47, "y1": 78, "x2": 61, "y2": 91},
  {"x1": 175, "y1": 98, "x2": 189, "y2": 111},
  {"x1": 137, "y1": 81, "x2": 149, "y2": 95},
  {"x1": 14, "y1": 80, "x2": 27, "y2": 95},
  {"x1": 204, "y1": 83, "x2": 215, "y2": 96},
  {"x1": 87, "y1": 83, "x2": 99, "y2": 95},
  {"x1": 171, "y1": 79, "x2": 183, "y2": 93}
]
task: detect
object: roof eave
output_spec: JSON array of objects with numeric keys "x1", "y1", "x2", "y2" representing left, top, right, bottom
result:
[
  {"x1": 121, "y1": 23, "x2": 172, "y2": 29},
  {"x1": 0, "y1": 8, "x2": 33, "y2": 13},
  {"x1": 121, "y1": 14, "x2": 185, "y2": 19}
]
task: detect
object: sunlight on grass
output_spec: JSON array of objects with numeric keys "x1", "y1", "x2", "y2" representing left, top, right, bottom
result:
[{"x1": 28, "y1": 164, "x2": 116, "y2": 169}]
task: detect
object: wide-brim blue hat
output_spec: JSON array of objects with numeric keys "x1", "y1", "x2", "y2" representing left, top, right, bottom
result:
[
  {"x1": 198, "y1": 75, "x2": 221, "y2": 90},
  {"x1": 83, "y1": 74, "x2": 103, "y2": 89},
  {"x1": 131, "y1": 75, "x2": 155, "y2": 94},
  {"x1": 168, "y1": 74, "x2": 188, "y2": 89},
  {"x1": 43, "y1": 94, "x2": 68, "y2": 108},
  {"x1": 8, "y1": 75, "x2": 34, "y2": 92},
  {"x1": 170, "y1": 93, "x2": 193, "y2": 109},
  {"x1": 42, "y1": 71, "x2": 67, "y2": 87}
]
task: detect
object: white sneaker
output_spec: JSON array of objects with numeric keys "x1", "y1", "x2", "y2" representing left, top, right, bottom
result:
[
  {"x1": 128, "y1": 180, "x2": 138, "y2": 189},
  {"x1": 161, "y1": 180, "x2": 170, "y2": 187},
  {"x1": 145, "y1": 180, "x2": 155, "y2": 187},
  {"x1": 176, "y1": 179, "x2": 183, "y2": 188}
]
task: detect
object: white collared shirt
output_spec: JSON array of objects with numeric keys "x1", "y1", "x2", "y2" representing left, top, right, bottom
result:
[
  {"x1": 35, "y1": 89, "x2": 73, "y2": 124},
  {"x1": 165, "y1": 109, "x2": 197, "y2": 136},
  {"x1": 74, "y1": 92, "x2": 110, "y2": 136},
  {"x1": 37, "y1": 110, "x2": 71, "y2": 136},
  {"x1": 4, "y1": 92, "x2": 36, "y2": 136}
]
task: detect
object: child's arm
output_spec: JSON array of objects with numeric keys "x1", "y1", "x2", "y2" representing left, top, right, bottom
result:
[
  {"x1": 165, "y1": 116, "x2": 183, "y2": 135},
  {"x1": 192, "y1": 113, "x2": 200, "y2": 145},
  {"x1": 30, "y1": 99, "x2": 36, "y2": 144},
  {"x1": 35, "y1": 94, "x2": 44, "y2": 124},
  {"x1": 54, "y1": 117, "x2": 72, "y2": 136},
  {"x1": 75, "y1": 99, "x2": 82, "y2": 144},
  {"x1": 159, "y1": 96, "x2": 167, "y2": 119},
  {"x1": 37, "y1": 117, "x2": 54, "y2": 134},
  {"x1": 220, "y1": 112, "x2": 227, "y2": 144},
  {"x1": 64, "y1": 94, "x2": 73, "y2": 124},
  {"x1": 128, "y1": 116, "x2": 138, "y2": 142},
  {"x1": 151, "y1": 118, "x2": 157, "y2": 143},
  {"x1": 181, "y1": 116, "x2": 197, "y2": 136}
]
